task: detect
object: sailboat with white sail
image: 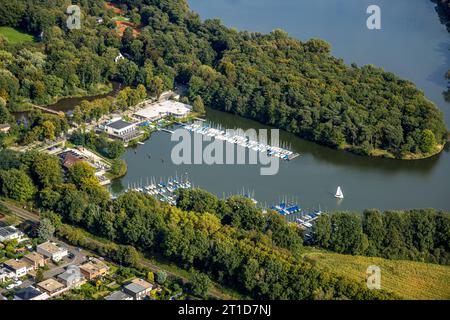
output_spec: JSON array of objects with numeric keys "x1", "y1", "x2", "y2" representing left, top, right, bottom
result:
[{"x1": 334, "y1": 186, "x2": 344, "y2": 199}]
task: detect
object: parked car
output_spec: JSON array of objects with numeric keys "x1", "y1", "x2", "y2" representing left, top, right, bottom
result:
[{"x1": 6, "y1": 284, "x2": 15, "y2": 290}]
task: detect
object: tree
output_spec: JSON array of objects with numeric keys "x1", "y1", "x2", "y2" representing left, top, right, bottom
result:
[
  {"x1": 31, "y1": 153, "x2": 63, "y2": 188},
  {"x1": 420, "y1": 129, "x2": 436, "y2": 154},
  {"x1": 175, "y1": 188, "x2": 219, "y2": 214},
  {"x1": 363, "y1": 209, "x2": 385, "y2": 255},
  {"x1": 117, "y1": 245, "x2": 140, "y2": 268},
  {"x1": 110, "y1": 159, "x2": 127, "y2": 177},
  {"x1": 38, "y1": 218, "x2": 55, "y2": 241},
  {"x1": 117, "y1": 59, "x2": 138, "y2": 85},
  {"x1": 41, "y1": 120, "x2": 56, "y2": 140},
  {"x1": 189, "y1": 272, "x2": 211, "y2": 298},
  {"x1": 67, "y1": 162, "x2": 96, "y2": 187},
  {"x1": 35, "y1": 269, "x2": 44, "y2": 283},
  {"x1": 147, "y1": 271, "x2": 155, "y2": 283},
  {"x1": 225, "y1": 196, "x2": 265, "y2": 231},
  {"x1": 0, "y1": 169, "x2": 35, "y2": 202},
  {"x1": 330, "y1": 212, "x2": 365, "y2": 255},
  {"x1": 148, "y1": 76, "x2": 164, "y2": 99},
  {"x1": 193, "y1": 95, "x2": 206, "y2": 114},
  {"x1": 312, "y1": 214, "x2": 332, "y2": 248},
  {"x1": 156, "y1": 270, "x2": 167, "y2": 284}
]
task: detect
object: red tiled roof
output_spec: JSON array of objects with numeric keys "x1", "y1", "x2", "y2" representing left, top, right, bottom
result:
[{"x1": 62, "y1": 153, "x2": 83, "y2": 168}]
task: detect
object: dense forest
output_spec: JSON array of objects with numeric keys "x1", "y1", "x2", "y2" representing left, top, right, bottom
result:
[
  {"x1": 1, "y1": 148, "x2": 450, "y2": 298},
  {"x1": 0, "y1": 149, "x2": 396, "y2": 300},
  {"x1": 311, "y1": 209, "x2": 450, "y2": 265},
  {"x1": 0, "y1": 0, "x2": 447, "y2": 158}
]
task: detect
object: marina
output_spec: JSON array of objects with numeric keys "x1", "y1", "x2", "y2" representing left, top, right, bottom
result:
[
  {"x1": 269, "y1": 198, "x2": 322, "y2": 230},
  {"x1": 122, "y1": 175, "x2": 193, "y2": 205},
  {"x1": 184, "y1": 122, "x2": 300, "y2": 161},
  {"x1": 120, "y1": 175, "x2": 322, "y2": 232}
]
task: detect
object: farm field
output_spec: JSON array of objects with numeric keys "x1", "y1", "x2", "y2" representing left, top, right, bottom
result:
[
  {"x1": 303, "y1": 251, "x2": 450, "y2": 300},
  {"x1": 0, "y1": 27, "x2": 35, "y2": 44}
]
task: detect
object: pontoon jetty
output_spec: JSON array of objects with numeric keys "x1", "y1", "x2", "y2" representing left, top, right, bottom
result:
[{"x1": 184, "y1": 122, "x2": 300, "y2": 161}]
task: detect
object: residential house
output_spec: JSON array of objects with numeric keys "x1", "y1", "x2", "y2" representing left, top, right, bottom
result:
[
  {"x1": 14, "y1": 286, "x2": 49, "y2": 300},
  {"x1": 36, "y1": 278, "x2": 67, "y2": 297},
  {"x1": 104, "y1": 290, "x2": 133, "y2": 300},
  {"x1": 3, "y1": 259, "x2": 31, "y2": 278},
  {"x1": 37, "y1": 241, "x2": 68, "y2": 262},
  {"x1": 23, "y1": 252, "x2": 47, "y2": 270},
  {"x1": 57, "y1": 265, "x2": 86, "y2": 288},
  {"x1": 0, "y1": 226, "x2": 25, "y2": 242},
  {"x1": 123, "y1": 278, "x2": 153, "y2": 300},
  {"x1": 79, "y1": 258, "x2": 109, "y2": 280}
]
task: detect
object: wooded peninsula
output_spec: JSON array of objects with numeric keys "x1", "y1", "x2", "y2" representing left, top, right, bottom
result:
[{"x1": 0, "y1": 0, "x2": 448, "y2": 159}]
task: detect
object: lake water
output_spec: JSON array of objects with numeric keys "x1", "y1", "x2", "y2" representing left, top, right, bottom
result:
[{"x1": 116, "y1": 0, "x2": 450, "y2": 212}]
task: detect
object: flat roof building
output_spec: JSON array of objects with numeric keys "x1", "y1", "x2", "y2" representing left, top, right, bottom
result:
[
  {"x1": 37, "y1": 241, "x2": 68, "y2": 262},
  {"x1": 3, "y1": 259, "x2": 30, "y2": 278},
  {"x1": 123, "y1": 278, "x2": 153, "y2": 300},
  {"x1": 102, "y1": 118, "x2": 139, "y2": 142},
  {"x1": 79, "y1": 258, "x2": 109, "y2": 280},
  {"x1": 36, "y1": 278, "x2": 66, "y2": 296},
  {"x1": 133, "y1": 100, "x2": 192, "y2": 121},
  {"x1": 23, "y1": 252, "x2": 47, "y2": 270},
  {"x1": 0, "y1": 226, "x2": 25, "y2": 242}
]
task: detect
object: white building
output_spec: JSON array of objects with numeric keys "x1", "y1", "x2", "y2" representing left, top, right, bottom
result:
[
  {"x1": 3, "y1": 259, "x2": 30, "y2": 278},
  {"x1": 133, "y1": 100, "x2": 192, "y2": 121},
  {"x1": 115, "y1": 52, "x2": 125, "y2": 63},
  {"x1": 0, "y1": 226, "x2": 25, "y2": 242},
  {"x1": 57, "y1": 265, "x2": 86, "y2": 288},
  {"x1": 102, "y1": 118, "x2": 137, "y2": 140},
  {"x1": 37, "y1": 242, "x2": 68, "y2": 262}
]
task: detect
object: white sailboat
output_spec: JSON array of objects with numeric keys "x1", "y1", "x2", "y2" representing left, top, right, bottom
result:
[{"x1": 335, "y1": 186, "x2": 344, "y2": 199}]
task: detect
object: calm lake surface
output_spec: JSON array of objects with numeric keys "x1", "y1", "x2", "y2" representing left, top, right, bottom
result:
[{"x1": 115, "y1": 0, "x2": 450, "y2": 212}]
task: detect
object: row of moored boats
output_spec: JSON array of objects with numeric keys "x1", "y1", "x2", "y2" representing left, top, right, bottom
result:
[
  {"x1": 126, "y1": 178, "x2": 192, "y2": 205},
  {"x1": 184, "y1": 123, "x2": 298, "y2": 160}
]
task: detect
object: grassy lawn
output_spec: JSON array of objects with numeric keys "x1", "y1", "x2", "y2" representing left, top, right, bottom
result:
[
  {"x1": 112, "y1": 16, "x2": 130, "y2": 22},
  {"x1": 303, "y1": 251, "x2": 450, "y2": 300},
  {"x1": 0, "y1": 27, "x2": 35, "y2": 44}
]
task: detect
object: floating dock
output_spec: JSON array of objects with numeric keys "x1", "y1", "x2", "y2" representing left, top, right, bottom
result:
[
  {"x1": 271, "y1": 202, "x2": 302, "y2": 216},
  {"x1": 294, "y1": 210, "x2": 322, "y2": 229},
  {"x1": 125, "y1": 176, "x2": 192, "y2": 205},
  {"x1": 184, "y1": 123, "x2": 300, "y2": 161}
]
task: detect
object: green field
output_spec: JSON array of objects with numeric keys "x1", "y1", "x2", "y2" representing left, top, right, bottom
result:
[
  {"x1": 0, "y1": 27, "x2": 35, "y2": 44},
  {"x1": 303, "y1": 251, "x2": 450, "y2": 300}
]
